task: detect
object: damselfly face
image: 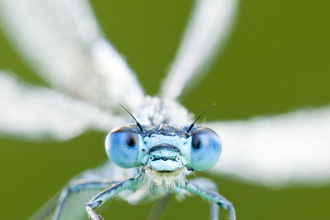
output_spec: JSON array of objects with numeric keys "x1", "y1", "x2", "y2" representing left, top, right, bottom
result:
[
  {"x1": 1, "y1": 0, "x2": 330, "y2": 220},
  {"x1": 106, "y1": 124, "x2": 221, "y2": 185}
]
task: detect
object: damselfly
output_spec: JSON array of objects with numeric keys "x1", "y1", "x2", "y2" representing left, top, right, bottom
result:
[{"x1": 1, "y1": 0, "x2": 330, "y2": 219}]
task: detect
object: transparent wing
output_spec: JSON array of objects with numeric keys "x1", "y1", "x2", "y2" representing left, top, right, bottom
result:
[
  {"x1": 160, "y1": 0, "x2": 239, "y2": 101},
  {"x1": 0, "y1": 71, "x2": 126, "y2": 141},
  {"x1": 205, "y1": 107, "x2": 330, "y2": 187},
  {"x1": 0, "y1": 0, "x2": 144, "y2": 112},
  {"x1": 28, "y1": 161, "x2": 127, "y2": 220}
]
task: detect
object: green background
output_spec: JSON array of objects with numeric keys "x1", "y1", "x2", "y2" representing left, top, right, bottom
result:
[{"x1": 1, "y1": 0, "x2": 330, "y2": 219}]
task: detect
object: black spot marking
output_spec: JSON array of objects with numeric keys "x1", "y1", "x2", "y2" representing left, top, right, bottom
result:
[{"x1": 126, "y1": 135, "x2": 137, "y2": 147}]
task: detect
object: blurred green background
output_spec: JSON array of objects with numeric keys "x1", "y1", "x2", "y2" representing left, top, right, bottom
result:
[{"x1": 1, "y1": 0, "x2": 330, "y2": 219}]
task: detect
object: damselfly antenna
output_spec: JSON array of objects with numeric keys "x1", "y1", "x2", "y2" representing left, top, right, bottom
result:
[
  {"x1": 186, "y1": 103, "x2": 215, "y2": 133},
  {"x1": 118, "y1": 103, "x2": 143, "y2": 131}
]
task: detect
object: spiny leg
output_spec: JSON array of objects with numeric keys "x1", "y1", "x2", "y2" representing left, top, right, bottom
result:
[
  {"x1": 27, "y1": 169, "x2": 113, "y2": 220},
  {"x1": 210, "y1": 200, "x2": 220, "y2": 220},
  {"x1": 181, "y1": 181, "x2": 235, "y2": 220},
  {"x1": 190, "y1": 178, "x2": 220, "y2": 220},
  {"x1": 86, "y1": 177, "x2": 139, "y2": 220},
  {"x1": 53, "y1": 179, "x2": 118, "y2": 220},
  {"x1": 146, "y1": 194, "x2": 171, "y2": 220}
]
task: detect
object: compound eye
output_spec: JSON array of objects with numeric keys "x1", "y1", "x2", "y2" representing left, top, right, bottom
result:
[
  {"x1": 190, "y1": 128, "x2": 222, "y2": 171},
  {"x1": 105, "y1": 126, "x2": 140, "y2": 168}
]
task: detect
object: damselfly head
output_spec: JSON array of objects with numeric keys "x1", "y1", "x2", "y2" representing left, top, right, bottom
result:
[{"x1": 105, "y1": 124, "x2": 222, "y2": 185}]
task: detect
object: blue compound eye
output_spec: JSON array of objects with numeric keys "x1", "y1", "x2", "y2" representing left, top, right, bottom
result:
[
  {"x1": 190, "y1": 128, "x2": 222, "y2": 171},
  {"x1": 105, "y1": 126, "x2": 140, "y2": 168}
]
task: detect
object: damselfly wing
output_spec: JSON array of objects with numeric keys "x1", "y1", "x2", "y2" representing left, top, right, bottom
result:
[{"x1": 0, "y1": 0, "x2": 330, "y2": 219}]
